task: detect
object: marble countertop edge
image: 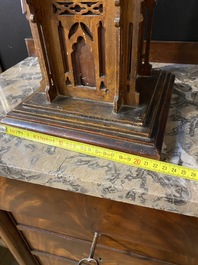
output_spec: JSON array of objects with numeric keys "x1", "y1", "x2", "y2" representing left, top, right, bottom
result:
[{"x1": 0, "y1": 57, "x2": 198, "y2": 217}]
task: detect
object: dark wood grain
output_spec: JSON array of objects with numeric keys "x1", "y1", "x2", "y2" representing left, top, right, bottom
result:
[
  {"x1": 2, "y1": 0, "x2": 175, "y2": 159},
  {"x1": 36, "y1": 254, "x2": 76, "y2": 265},
  {"x1": 0, "y1": 246, "x2": 19, "y2": 265},
  {"x1": 25, "y1": 38, "x2": 37, "y2": 57},
  {"x1": 2, "y1": 69, "x2": 174, "y2": 159},
  {"x1": 0, "y1": 176, "x2": 198, "y2": 265},
  {"x1": 24, "y1": 37, "x2": 198, "y2": 65},
  {"x1": 149, "y1": 41, "x2": 198, "y2": 64},
  {"x1": 0, "y1": 211, "x2": 39, "y2": 265},
  {"x1": 32, "y1": 0, "x2": 156, "y2": 107}
]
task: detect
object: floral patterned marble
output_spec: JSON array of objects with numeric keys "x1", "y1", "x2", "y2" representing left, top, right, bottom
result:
[{"x1": 0, "y1": 57, "x2": 198, "y2": 217}]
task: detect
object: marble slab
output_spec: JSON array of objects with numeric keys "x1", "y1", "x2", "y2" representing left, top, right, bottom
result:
[{"x1": 0, "y1": 57, "x2": 198, "y2": 217}]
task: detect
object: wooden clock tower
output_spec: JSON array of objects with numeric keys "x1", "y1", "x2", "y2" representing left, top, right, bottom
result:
[{"x1": 2, "y1": 0, "x2": 175, "y2": 159}]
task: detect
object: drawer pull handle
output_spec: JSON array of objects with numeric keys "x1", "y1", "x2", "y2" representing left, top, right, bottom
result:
[{"x1": 78, "y1": 232, "x2": 100, "y2": 265}]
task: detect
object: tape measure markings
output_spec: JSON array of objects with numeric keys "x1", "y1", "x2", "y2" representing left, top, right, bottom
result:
[{"x1": 3, "y1": 125, "x2": 198, "y2": 181}]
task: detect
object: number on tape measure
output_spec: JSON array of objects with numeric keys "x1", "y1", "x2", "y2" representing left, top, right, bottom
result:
[
  {"x1": 134, "y1": 158, "x2": 141, "y2": 166},
  {"x1": 3, "y1": 125, "x2": 198, "y2": 182}
]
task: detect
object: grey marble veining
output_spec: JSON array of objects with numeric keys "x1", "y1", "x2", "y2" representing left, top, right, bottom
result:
[{"x1": 0, "y1": 58, "x2": 198, "y2": 217}]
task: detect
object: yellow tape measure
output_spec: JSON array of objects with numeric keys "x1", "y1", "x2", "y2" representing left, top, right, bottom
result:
[{"x1": 3, "y1": 125, "x2": 198, "y2": 182}]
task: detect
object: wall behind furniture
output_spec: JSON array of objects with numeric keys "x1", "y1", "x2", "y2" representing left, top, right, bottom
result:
[
  {"x1": 0, "y1": 0, "x2": 31, "y2": 71},
  {"x1": 152, "y1": 0, "x2": 198, "y2": 41},
  {"x1": 0, "y1": 0, "x2": 198, "y2": 70}
]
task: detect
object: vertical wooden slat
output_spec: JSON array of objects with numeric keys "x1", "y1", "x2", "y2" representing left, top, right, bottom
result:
[{"x1": 0, "y1": 211, "x2": 39, "y2": 265}]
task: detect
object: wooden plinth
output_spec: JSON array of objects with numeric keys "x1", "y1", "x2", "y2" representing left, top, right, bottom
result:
[{"x1": 2, "y1": 70, "x2": 174, "y2": 159}]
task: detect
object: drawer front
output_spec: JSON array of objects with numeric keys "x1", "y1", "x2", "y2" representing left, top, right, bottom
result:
[
  {"x1": 2, "y1": 178, "x2": 198, "y2": 265},
  {"x1": 37, "y1": 253, "x2": 164, "y2": 265},
  {"x1": 19, "y1": 226, "x2": 90, "y2": 262},
  {"x1": 16, "y1": 222, "x2": 180, "y2": 264},
  {"x1": 17, "y1": 225, "x2": 173, "y2": 265},
  {"x1": 37, "y1": 255, "x2": 75, "y2": 265}
]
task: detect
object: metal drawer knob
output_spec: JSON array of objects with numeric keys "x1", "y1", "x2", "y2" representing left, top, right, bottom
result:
[{"x1": 78, "y1": 232, "x2": 100, "y2": 265}]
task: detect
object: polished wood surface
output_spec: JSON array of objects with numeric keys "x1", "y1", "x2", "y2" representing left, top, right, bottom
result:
[
  {"x1": 2, "y1": 0, "x2": 175, "y2": 159},
  {"x1": 3, "y1": 68, "x2": 174, "y2": 159},
  {"x1": 0, "y1": 176, "x2": 198, "y2": 265},
  {"x1": 25, "y1": 0, "x2": 156, "y2": 107},
  {"x1": 0, "y1": 211, "x2": 39, "y2": 265},
  {"x1": 149, "y1": 41, "x2": 198, "y2": 64},
  {"x1": 26, "y1": 38, "x2": 198, "y2": 65}
]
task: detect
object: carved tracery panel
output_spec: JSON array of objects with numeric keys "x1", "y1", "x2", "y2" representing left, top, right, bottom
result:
[
  {"x1": 29, "y1": 0, "x2": 155, "y2": 109},
  {"x1": 50, "y1": 0, "x2": 114, "y2": 102},
  {"x1": 53, "y1": 2, "x2": 103, "y2": 16}
]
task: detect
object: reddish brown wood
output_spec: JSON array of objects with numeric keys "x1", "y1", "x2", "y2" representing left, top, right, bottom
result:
[
  {"x1": 25, "y1": 37, "x2": 198, "y2": 65},
  {"x1": 149, "y1": 41, "x2": 198, "y2": 64},
  {"x1": 0, "y1": 210, "x2": 39, "y2": 265},
  {"x1": 2, "y1": 0, "x2": 174, "y2": 159},
  {"x1": 0, "y1": 176, "x2": 198, "y2": 265},
  {"x1": 3, "y1": 69, "x2": 174, "y2": 159},
  {"x1": 25, "y1": 38, "x2": 37, "y2": 57},
  {"x1": 25, "y1": 0, "x2": 157, "y2": 107}
]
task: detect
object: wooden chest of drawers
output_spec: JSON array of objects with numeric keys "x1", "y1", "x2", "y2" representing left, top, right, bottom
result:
[{"x1": 1, "y1": 176, "x2": 198, "y2": 265}]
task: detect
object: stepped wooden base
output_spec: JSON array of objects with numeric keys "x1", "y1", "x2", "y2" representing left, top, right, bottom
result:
[{"x1": 2, "y1": 70, "x2": 174, "y2": 159}]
